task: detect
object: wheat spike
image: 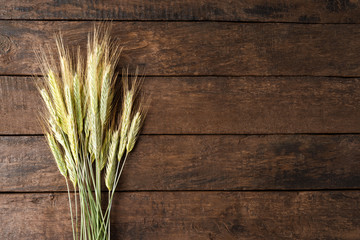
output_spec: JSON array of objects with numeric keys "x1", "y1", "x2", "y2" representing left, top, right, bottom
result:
[
  {"x1": 48, "y1": 116, "x2": 67, "y2": 148},
  {"x1": 40, "y1": 88, "x2": 58, "y2": 124},
  {"x1": 64, "y1": 85, "x2": 79, "y2": 164},
  {"x1": 73, "y1": 73, "x2": 83, "y2": 133},
  {"x1": 100, "y1": 131, "x2": 110, "y2": 170},
  {"x1": 105, "y1": 130, "x2": 120, "y2": 190},
  {"x1": 126, "y1": 111, "x2": 142, "y2": 153},
  {"x1": 118, "y1": 87, "x2": 133, "y2": 159},
  {"x1": 56, "y1": 35, "x2": 72, "y2": 86},
  {"x1": 46, "y1": 133, "x2": 67, "y2": 177},
  {"x1": 47, "y1": 70, "x2": 68, "y2": 131},
  {"x1": 99, "y1": 64, "x2": 112, "y2": 126},
  {"x1": 64, "y1": 151, "x2": 77, "y2": 187},
  {"x1": 89, "y1": 108, "x2": 101, "y2": 159},
  {"x1": 86, "y1": 31, "x2": 103, "y2": 160}
]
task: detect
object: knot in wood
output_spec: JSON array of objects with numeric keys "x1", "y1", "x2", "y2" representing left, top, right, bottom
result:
[{"x1": 0, "y1": 34, "x2": 12, "y2": 55}]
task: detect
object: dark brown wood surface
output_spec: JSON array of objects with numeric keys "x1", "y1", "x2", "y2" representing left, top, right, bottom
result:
[
  {"x1": 1, "y1": 135, "x2": 360, "y2": 192},
  {"x1": 2, "y1": 76, "x2": 360, "y2": 135},
  {"x1": 2, "y1": 0, "x2": 360, "y2": 23},
  {"x1": 2, "y1": 191, "x2": 360, "y2": 239},
  {"x1": 0, "y1": 21, "x2": 360, "y2": 76},
  {"x1": 1, "y1": 1, "x2": 360, "y2": 239}
]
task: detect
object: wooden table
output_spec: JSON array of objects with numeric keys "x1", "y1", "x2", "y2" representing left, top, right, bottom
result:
[{"x1": 1, "y1": 1, "x2": 360, "y2": 239}]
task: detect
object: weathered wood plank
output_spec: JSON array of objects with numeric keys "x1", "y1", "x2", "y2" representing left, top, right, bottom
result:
[
  {"x1": 1, "y1": 0, "x2": 360, "y2": 23},
  {"x1": 1, "y1": 135, "x2": 360, "y2": 191},
  {"x1": 1, "y1": 191, "x2": 359, "y2": 239},
  {"x1": 2, "y1": 76, "x2": 360, "y2": 135},
  {"x1": 0, "y1": 21, "x2": 360, "y2": 76}
]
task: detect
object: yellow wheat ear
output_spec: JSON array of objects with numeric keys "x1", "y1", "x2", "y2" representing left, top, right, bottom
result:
[
  {"x1": 46, "y1": 133, "x2": 67, "y2": 178},
  {"x1": 105, "y1": 130, "x2": 120, "y2": 190},
  {"x1": 126, "y1": 111, "x2": 142, "y2": 153}
]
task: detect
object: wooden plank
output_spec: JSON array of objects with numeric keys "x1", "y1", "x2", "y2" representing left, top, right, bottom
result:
[
  {"x1": 1, "y1": 191, "x2": 359, "y2": 239},
  {"x1": 0, "y1": 21, "x2": 360, "y2": 76},
  {"x1": 1, "y1": 0, "x2": 360, "y2": 23},
  {"x1": 2, "y1": 76, "x2": 360, "y2": 135},
  {"x1": 2, "y1": 135, "x2": 360, "y2": 192}
]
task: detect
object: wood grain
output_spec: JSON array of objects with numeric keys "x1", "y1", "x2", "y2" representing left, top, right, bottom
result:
[
  {"x1": 1, "y1": 3, "x2": 359, "y2": 239},
  {"x1": 2, "y1": 135, "x2": 360, "y2": 192},
  {"x1": 2, "y1": 76, "x2": 360, "y2": 135},
  {"x1": 1, "y1": 0, "x2": 360, "y2": 23},
  {"x1": 0, "y1": 21, "x2": 360, "y2": 76},
  {"x1": 1, "y1": 191, "x2": 359, "y2": 239}
]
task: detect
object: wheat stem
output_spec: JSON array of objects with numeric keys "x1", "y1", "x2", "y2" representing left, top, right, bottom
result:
[{"x1": 65, "y1": 178, "x2": 76, "y2": 240}]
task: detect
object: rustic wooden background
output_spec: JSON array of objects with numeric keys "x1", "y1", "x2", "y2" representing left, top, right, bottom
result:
[{"x1": 1, "y1": 0, "x2": 360, "y2": 239}]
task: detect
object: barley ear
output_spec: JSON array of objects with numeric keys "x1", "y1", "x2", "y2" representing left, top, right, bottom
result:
[
  {"x1": 105, "y1": 130, "x2": 119, "y2": 190},
  {"x1": 47, "y1": 70, "x2": 68, "y2": 132},
  {"x1": 64, "y1": 85, "x2": 79, "y2": 164},
  {"x1": 126, "y1": 111, "x2": 142, "y2": 153},
  {"x1": 64, "y1": 149, "x2": 77, "y2": 187},
  {"x1": 99, "y1": 65, "x2": 112, "y2": 126},
  {"x1": 86, "y1": 34, "x2": 102, "y2": 160},
  {"x1": 46, "y1": 133, "x2": 67, "y2": 178},
  {"x1": 118, "y1": 136, "x2": 126, "y2": 162},
  {"x1": 89, "y1": 109, "x2": 101, "y2": 160},
  {"x1": 49, "y1": 117, "x2": 67, "y2": 150},
  {"x1": 40, "y1": 89, "x2": 58, "y2": 125},
  {"x1": 73, "y1": 73, "x2": 83, "y2": 133},
  {"x1": 118, "y1": 88, "x2": 133, "y2": 160},
  {"x1": 100, "y1": 131, "x2": 110, "y2": 170}
]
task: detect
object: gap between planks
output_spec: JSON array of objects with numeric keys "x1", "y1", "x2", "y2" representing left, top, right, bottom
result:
[
  {"x1": 2, "y1": 189, "x2": 360, "y2": 194},
  {"x1": 2, "y1": 133, "x2": 360, "y2": 137},
  {"x1": 1, "y1": 19, "x2": 360, "y2": 25}
]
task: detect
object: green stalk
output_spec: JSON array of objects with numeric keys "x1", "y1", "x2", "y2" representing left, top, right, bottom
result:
[
  {"x1": 95, "y1": 159, "x2": 102, "y2": 238},
  {"x1": 84, "y1": 154, "x2": 97, "y2": 239},
  {"x1": 75, "y1": 186, "x2": 78, "y2": 240},
  {"x1": 101, "y1": 152, "x2": 129, "y2": 240},
  {"x1": 65, "y1": 178, "x2": 76, "y2": 240}
]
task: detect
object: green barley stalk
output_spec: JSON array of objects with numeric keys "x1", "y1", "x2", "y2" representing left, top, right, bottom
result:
[{"x1": 38, "y1": 24, "x2": 147, "y2": 240}]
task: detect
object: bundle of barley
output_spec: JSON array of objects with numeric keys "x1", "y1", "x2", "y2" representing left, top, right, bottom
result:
[{"x1": 38, "y1": 25, "x2": 147, "y2": 240}]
